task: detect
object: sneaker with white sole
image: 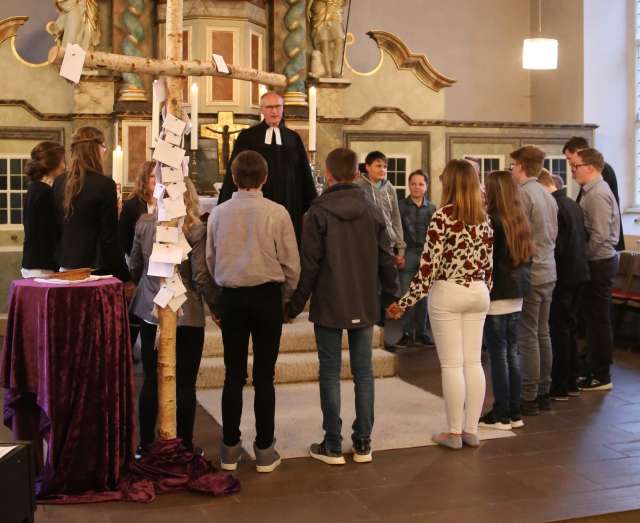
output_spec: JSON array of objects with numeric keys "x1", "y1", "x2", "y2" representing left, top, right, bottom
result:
[
  {"x1": 220, "y1": 441, "x2": 242, "y2": 471},
  {"x1": 309, "y1": 441, "x2": 346, "y2": 465},
  {"x1": 510, "y1": 415, "x2": 525, "y2": 429},
  {"x1": 478, "y1": 410, "x2": 512, "y2": 431},
  {"x1": 352, "y1": 439, "x2": 372, "y2": 463},
  {"x1": 254, "y1": 440, "x2": 281, "y2": 473},
  {"x1": 578, "y1": 377, "x2": 613, "y2": 391}
]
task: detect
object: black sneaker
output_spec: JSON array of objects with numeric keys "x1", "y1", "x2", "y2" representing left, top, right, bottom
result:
[
  {"x1": 352, "y1": 439, "x2": 372, "y2": 463},
  {"x1": 578, "y1": 377, "x2": 613, "y2": 391},
  {"x1": 521, "y1": 400, "x2": 539, "y2": 416},
  {"x1": 568, "y1": 382, "x2": 581, "y2": 397},
  {"x1": 510, "y1": 414, "x2": 524, "y2": 429},
  {"x1": 478, "y1": 410, "x2": 512, "y2": 431},
  {"x1": 394, "y1": 335, "x2": 413, "y2": 349},
  {"x1": 537, "y1": 394, "x2": 552, "y2": 410},
  {"x1": 309, "y1": 441, "x2": 345, "y2": 465}
]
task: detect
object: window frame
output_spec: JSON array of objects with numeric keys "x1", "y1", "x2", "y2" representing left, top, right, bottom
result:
[{"x1": 0, "y1": 154, "x2": 29, "y2": 231}]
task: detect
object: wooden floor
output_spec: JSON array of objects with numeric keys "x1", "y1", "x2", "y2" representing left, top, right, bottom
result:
[{"x1": 5, "y1": 345, "x2": 640, "y2": 523}]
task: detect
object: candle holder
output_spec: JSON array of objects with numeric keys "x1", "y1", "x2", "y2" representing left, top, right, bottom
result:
[{"x1": 309, "y1": 151, "x2": 324, "y2": 195}]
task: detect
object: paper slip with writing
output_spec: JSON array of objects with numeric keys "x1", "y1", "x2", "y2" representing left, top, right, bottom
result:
[
  {"x1": 167, "y1": 274, "x2": 187, "y2": 296},
  {"x1": 157, "y1": 198, "x2": 168, "y2": 222},
  {"x1": 178, "y1": 234, "x2": 192, "y2": 259},
  {"x1": 163, "y1": 113, "x2": 187, "y2": 137},
  {"x1": 60, "y1": 43, "x2": 86, "y2": 84},
  {"x1": 161, "y1": 164, "x2": 184, "y2": 184},
  {"x1": 150, "y1": 242, "x2": 183, "y2": 265},
  {"x1": 153, "y1": 285, "x2": 175, "y2": 308},
  {"x1": 156, "y1": 225, "x2": 179, "y2": 244},
  {"x1": 212, "y1": 53, "x2": 230, "y2": 74},
  {"x1": 153, "y1": 182, "x2": 165, "y2": 200},
  {"x1": 182, "y1": 156, "x2": 189, "y2": 178},
  {"x1": 153, "y1": 139, "x2": 185, "y2": 169},
  {"x1": 166, "y1": 181, "x2": 186, "y2": 200},
  {"x1": 169, "y1": 293, "x2": 188, "y2": 312},
  {"x1": 163, "y1": 197, "x2": 187, "y2": 220},
  {"x1": 163, "y1": 130, "x2": 182, "y2": 146},
  {"x1": 148, "y1": 261, "x2": 174, "y2": 278}
]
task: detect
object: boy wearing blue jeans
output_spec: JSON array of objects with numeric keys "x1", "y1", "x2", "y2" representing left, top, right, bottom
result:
[{"x1": 286, "y1": 148, "x2": 398, "y2": 464}]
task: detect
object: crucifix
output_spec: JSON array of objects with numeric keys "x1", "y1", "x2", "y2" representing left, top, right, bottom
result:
[
  {"x1": 48, "y1": 0, "x2": 286, "y2": 442},
  {"x1": 201, "y1": 112, "x2": 248, "y2": 175}
]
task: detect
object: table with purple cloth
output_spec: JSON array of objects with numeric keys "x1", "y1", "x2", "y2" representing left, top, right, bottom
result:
[{"x1": 1, "y1": 277, "x2": 135, "y2": 499}]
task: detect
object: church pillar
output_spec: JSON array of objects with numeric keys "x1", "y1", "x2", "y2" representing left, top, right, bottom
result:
[
  {"x1": 112, "y1": 0, "x2": 154, "y2": 102},
  {"x1": 280, "y1": 0, "x2": 307, "y2": 106}
]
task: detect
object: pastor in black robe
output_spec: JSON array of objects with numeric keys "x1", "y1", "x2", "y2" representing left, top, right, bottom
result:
[{"x1": 218, "y1": 120, "x2": 318, "y2": 241}]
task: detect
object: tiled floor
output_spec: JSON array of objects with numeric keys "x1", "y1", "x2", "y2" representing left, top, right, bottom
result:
[{"x1": 5, "y1": 346, "x2": 640, "y2": 522}]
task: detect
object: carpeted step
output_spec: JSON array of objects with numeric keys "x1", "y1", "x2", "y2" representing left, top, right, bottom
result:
[
  {"x1": 202, "y1": 313, "x2": 383, "y2": 357},
  {"x1": 196, "y1": 348, "x2": 396, "y2": 389}
]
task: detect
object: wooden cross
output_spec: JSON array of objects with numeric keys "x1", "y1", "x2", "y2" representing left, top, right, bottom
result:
[{"x1": 49, "y1": 0, "x2": 287, "y2": 441}]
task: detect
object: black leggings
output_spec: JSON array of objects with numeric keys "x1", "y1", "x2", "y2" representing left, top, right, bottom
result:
[{"x1": 138, "y1": 320, "x2": 205, "y2": 447}]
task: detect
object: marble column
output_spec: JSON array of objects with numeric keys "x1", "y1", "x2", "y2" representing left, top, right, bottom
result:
[{"x1": 282, "y1": 0, "x2": 307, "y2": 106}]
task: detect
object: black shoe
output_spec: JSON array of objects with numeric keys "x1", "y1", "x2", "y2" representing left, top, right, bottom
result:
[
  {"x1": 309, "y1": 441, "x2": 346, "y2": 465},
  {"x1": 537, "y1": 394, "x2": 553, "y2": 410},
  {"x1": 352, "y1": 439, "x2": 372, "y2": 463},
  {"x1": 550, "y1": 391, "x2": 569, "y2": 401},
  {"x1": 394, "y1": 335, "x2": 413, "y2": 349},
  {"x1": 478, "y1": 411, "x2": 512, "y2": 431},
  {"x1": 184, "y1": 443, "x2": 205, "y2": 457},
  {"x1": 510, "y1": 414, "x2": 524, "y2": 429},
  {"x1": 568, "y1": 382, "x2": 581, "y2": 397},
  {"x1": 521, "y1": 400, "x2": 539, "y2": 416},
  {"x1": 578, "y1": 377, "x2": 613, "y2": 391}
]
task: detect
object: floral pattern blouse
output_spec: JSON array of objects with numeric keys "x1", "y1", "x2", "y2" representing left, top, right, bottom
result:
[{"x1": 398, "y1": 204, "x2": 494, "y2": 310}]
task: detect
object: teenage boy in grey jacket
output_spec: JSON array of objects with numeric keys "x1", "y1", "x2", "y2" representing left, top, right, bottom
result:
[{"x1": 286, "y1": 148, "x2": 399, "y2": 465}]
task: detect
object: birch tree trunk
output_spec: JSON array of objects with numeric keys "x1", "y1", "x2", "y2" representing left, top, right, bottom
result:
[{"x1": 156, "y1": 0, "x2": 184, "y2": 442}]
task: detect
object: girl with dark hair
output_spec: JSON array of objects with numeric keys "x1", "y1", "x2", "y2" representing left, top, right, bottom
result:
[
  {"x1": 479, "y1": 171, "x2": 534, "y2": 430},
  {"x1": 118, "y1": 161, "x2": 156, "y2": 257},
  {"x1": 53, "y1": 126, "x2": 130, "y2": 283},
  {"x1": 21, "y1": 141, "x2": 66, "y2": 277},
  {"x1": 388, "y1": 160, "x2": 494, "y2": 450},
  {"x1": 129, "y1": 178, "x2": 218, "y2": 458}
]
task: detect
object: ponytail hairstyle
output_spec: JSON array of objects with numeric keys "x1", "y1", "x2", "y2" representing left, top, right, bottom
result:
[
  {"x1": 24, "y1": 141, "x2": 65, "y2": 182},
  {"x1": 63, "y1": 126, "x2": 105, "y2": 218},
  {"x1": 484, "y1": 170, "x2": 534, "y2": 266},
  {"x1": 182, "y1": 177, "x2": 202, "y2": 234}
]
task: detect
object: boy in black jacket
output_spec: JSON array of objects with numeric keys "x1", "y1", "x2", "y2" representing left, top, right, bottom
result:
[
  {"x1": 286, "y1": 148, "x2": 399, "y2": 465},
  {"x1": 538, "y1": 171, "x2": 590, "y2": 400}
]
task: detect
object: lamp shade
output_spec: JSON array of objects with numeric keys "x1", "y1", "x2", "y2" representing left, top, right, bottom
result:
[{"x1": 522, "y1": 38, "x2": 558, "y2": 70}]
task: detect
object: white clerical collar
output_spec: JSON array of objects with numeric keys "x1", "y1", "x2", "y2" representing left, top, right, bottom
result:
[{"x1": 265, "y1": 126, "x2": 282, "y2": 146}]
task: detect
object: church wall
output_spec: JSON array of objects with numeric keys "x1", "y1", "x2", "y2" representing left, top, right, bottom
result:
[{"x1": 346, "y1": 0, "x2": 533, "y2": 123}]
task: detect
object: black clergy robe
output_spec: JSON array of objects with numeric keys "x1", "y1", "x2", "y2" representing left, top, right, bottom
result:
[{"x1": 218, "y1": 120, "x2": 318, "y2": 241}]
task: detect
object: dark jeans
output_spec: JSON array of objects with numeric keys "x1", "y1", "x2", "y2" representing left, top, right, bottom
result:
[
  {"x1": 314, "y1": 324, "x2": 374, "y2": 453},
  {"x1": 138, "y1": 321, "x2": 205, "y2": 447},
  {"x1": 399, "y1": 246, "x2": 430, "y2": 338},
  {"x1": 483, "y1": 312, "x2": 522, "y2": 420},
  {"x1": 220, "y1": 283, "x2": 282, "y2": 449},
  {"x1": 550, "y1": 283, "x2": 584, "y2": 393},
  {"x1": 583, "y1": 256, "x2": 618, "y2": 382}
]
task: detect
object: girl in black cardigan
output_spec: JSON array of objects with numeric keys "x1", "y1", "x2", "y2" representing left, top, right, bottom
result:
[
  {"x1": 118, "y1": 161, "x2": 156, "y2": 257},
  {"x1": 21, "y1": 141, "x2": 66, "y2": 277}
]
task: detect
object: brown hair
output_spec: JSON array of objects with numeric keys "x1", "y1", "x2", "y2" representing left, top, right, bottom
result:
[
  {"x1": 325, "y1": 148, "x2": 357, "y2": 182},
  {"x1": 182, "y1": 178, "x2": 202, "y2": 234},
  {"x1": 128, "y1": 161, "x2": 155, "y2": 204},
  {"x1": 440, "y1": 159, "x2": 486, "y2": 225},
  {"x1": 485, "y1": 170, "x2": 534, "y2": 266},
  {"x1": 562, "y1": 136, "x2": 589, "y2": 154},
  {"x1": 231, "y1": 150, "x2": 268, "y2": 189},
  {"x1": 64, "y1": 126, "x2": 105, "y2": 218},
  {"x1": 577, "y1": 148, "x2": 605, "y2": 172},
  {"x1": 537, "y1": 168, "x2": 555, "y2": 188},
  {"x1": 409, "y1": 169, "x2": 429, "y2": 185},
  {"x1": 24, "y1": 141, "x2": 65, "y2": 182},
  {"x1": 510, "y1": 145, "x2": 545, "y2": 178}
]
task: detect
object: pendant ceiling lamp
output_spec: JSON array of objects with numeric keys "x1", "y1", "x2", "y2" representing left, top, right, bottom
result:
[{"x1": 523, "y1": 0, "x2": 558, "y2": 70}]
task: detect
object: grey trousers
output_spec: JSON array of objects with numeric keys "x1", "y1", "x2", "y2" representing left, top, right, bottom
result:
[{"x1": 518, "y1": 281, "x2": 555, "y2": 402}]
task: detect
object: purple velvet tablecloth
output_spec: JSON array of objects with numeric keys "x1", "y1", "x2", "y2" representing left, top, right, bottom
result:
[{"x1": 1, "y1": 277, "x2": 135, "y2": 499}]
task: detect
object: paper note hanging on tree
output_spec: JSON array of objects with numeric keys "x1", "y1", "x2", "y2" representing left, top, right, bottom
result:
[
  {"x1": 168, "y1": 293, "x2": 188, "y2": 312},
  {"x1": 153, "y1": 285, "x2": 175, "y2": 308},
  {"x1": 153, "y1": 182, "x2": 165, "y2": 200},
  {"x1": 150, "y1": 242, "x2": 183, "y2": 264},
  {"x1": 177, "y1": 234, "x2": 192, "y2": 259},
  {"x1": 153, "y1": 139, "x2": 185, "y2": 169},
  {"x1": 167, "y1": 274, "x2": 187, "y2": 297},
  {"x1": 148, "y1": 261, "x2": 174, "y2": 278},
  {"x1": 166, "y1": 181, "x2": 187, "y2": 200},
  {"x1": 153, "y1": 77, "x2": 167, "y2": 103},
  {"x1": 156, "y1": 225, "x2": 180, "y2": 244},
  {"x1": 162, "y1": 113, "x2": 187, "y2": 137},
  {"x1": 163, "y1": 197, "x2": 187, "y2": 220},
  {"x1": 161, "y1": 164, "x2": 184, "y2": 184},
  {"x1": 60, "y1": 43, "x2": 87, "y2": 84},
  {"x1": 182, "y1": 156, "x2": 189, "y2": 178},
  {"x1": 163, "y1": 130, "x2": 183, "y2": 146},
  {"x1": 212, "y1": 53, "x2": 230, "y2": 74}
]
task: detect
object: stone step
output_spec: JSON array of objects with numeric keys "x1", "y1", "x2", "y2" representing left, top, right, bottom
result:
[
  {"x1": 196, "y1": 348, "x2": 396, "y2": 389},
  {"x1": 203, "y1": 313, "x2": 383, "y2": 357}
]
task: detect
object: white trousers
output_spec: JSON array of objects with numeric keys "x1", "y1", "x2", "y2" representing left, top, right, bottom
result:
[{"x1": 428, "y1": 280, "x2": 490, "y2": 434}]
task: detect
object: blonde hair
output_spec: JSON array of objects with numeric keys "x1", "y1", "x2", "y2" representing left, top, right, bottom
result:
[
  {"x1": 182, "y1": 178, "x2": 202, "y2": 234},
  {"x1": 440, "y1": 159, "x2": 486, "y2": 225},
  {"x1": 64, "y1": 126, "x2": 105, "y2": 218},
  {"x1": 128, "y1": 161, "x2": 156, "y2": 204}
]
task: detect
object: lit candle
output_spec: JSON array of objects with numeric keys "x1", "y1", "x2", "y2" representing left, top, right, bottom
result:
[
  {"x1": 112, "y1": 145, "x2": 123, "y2": 183},
  {"x1": 151, "y1": 79, "x2": 160, "y2": 147},
  {"x1": 114, "y1": 121, "x2": 118, "y2": 148},
  {"x1": 308, "y1": 85, "x2": 317, "y2": 152},
  {"x1": 190, "y1": 82, "x2": 199, "y2": 151}
]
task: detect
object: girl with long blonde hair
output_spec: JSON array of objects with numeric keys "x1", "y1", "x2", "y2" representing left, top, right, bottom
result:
[{"x1": 388, "y1": 159, "x2": 494, "y2": 450}]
